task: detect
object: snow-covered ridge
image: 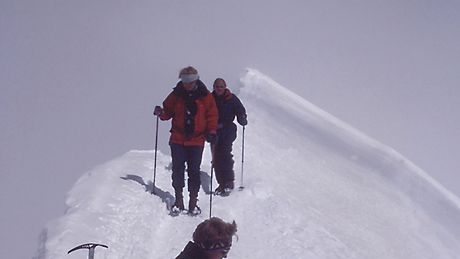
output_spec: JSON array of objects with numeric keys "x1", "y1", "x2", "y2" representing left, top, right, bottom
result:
[
  {"x1": 242, "y1": 68, "x2": 460, "y2": 210},
  {"x1": 241, "y1": 68, "x2": 460, "y2": 242},
  {"x1": 37, "y1": 69, "x2": 460, "y2": 259}
]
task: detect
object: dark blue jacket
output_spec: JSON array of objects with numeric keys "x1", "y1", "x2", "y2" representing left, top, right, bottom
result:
[{"x1": 212, "y1": 89, "x2": 247, "y2": 144}]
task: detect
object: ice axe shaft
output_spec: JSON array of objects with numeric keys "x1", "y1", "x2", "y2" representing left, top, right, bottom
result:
[{"x1": 68, "y1": 243, "x2": 108, "y2": 259}]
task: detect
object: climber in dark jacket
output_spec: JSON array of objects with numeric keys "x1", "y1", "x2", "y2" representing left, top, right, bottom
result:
[
  {"x1": 175, "y1": 217, "x2": 237, "y2": 259},
  {"x1": 211, "y1": 78, "x2": 247, "y2": 196}
]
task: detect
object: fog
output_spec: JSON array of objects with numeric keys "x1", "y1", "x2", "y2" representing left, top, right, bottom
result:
[{"x1": 1, "y1": 1, "x2": 459, "y2": 258}]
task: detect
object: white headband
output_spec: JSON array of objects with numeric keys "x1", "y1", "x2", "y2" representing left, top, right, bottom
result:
[{"x1": 180, "y1": 74, "x2": 199, "y2": 83}]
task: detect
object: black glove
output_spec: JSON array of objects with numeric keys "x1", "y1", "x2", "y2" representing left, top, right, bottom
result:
[
  {"x1": 206, "y1": 133, "x2": 217, "y2": 144},
  {"x1": 153, "y1": 106, "x2": 163, "y2": 116},
  {"x1": 238, "y1": 115, "x2": 248, "y2": 126}
]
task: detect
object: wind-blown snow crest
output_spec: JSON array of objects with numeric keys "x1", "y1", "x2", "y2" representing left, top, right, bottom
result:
[
  {"x1": 242, "y1": 68, "x2": 460, "y2": 208},
  {"x1": 37, "y1": 69, "x2": 460, "y2": 259}
]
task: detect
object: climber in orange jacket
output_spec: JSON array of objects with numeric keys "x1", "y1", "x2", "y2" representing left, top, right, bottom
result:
[{"x1": 154, "y1": 66, "x2": 218, "y2": 215}]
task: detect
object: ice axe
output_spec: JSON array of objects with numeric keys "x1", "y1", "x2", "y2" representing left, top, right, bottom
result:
[{"x1": 68, "y1": 243, "x2": 108, "y2": 259}]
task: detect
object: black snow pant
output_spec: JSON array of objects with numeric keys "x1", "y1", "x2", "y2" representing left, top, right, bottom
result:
[
  {"x1": 214, "y1": 124, "x2": 237, "y2": 186},
  {"x1": 170, "y1": 144, "x2": 204, "y2": 194}
]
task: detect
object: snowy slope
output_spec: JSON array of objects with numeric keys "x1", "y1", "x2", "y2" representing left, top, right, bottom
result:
[{"x1": 36, "y1": 69, "x2": 460, "y2": 259}]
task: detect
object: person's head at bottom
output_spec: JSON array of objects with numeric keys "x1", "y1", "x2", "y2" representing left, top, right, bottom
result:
[
  {"x1": 176, "y1": 217, "x2": 237, "y2": 259},
  {"x1": 194, "y1": 217, "x2": 237, "y2": 258}
]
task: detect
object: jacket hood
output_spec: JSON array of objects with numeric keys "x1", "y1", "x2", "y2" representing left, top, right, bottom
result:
[
  {"x1": 173, "y1": 80, "x2": 209, "y2": 98},
  {"x1": 212, "y1": 88, "x2": 233, "y2": 100}
]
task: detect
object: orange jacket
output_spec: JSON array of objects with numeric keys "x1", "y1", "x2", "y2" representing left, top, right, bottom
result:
[{"x1": 160, "y1": 80, "x2": 218, "y2": 146}]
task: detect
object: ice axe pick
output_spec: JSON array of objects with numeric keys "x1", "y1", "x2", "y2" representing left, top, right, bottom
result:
[{"x1": 67, "y1": 243, "x2": 108, "y2": 259}]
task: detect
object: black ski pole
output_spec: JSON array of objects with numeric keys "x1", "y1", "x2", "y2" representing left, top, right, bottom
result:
[
  {"x1": 239, "y1": 126, "x2": 246, "y2": 190},
  {"x1": 209, "y1": 141, "x2": 216, "y2": 219},
  {"x1": 152, "y1": 114, "x2": 159, "y2": 194}
]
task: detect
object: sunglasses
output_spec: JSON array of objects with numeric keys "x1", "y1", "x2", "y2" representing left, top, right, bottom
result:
[
  {"x1": 200, "y1": 239, "x2": 232, "y2": 253},
  {"x1": 214, "y1": 85, "x2": 226, "y2": 88}
]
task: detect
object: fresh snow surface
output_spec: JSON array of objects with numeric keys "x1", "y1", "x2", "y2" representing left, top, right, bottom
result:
[{"x1": 36, "y1": 69, "x2": 460, "y2": 259}]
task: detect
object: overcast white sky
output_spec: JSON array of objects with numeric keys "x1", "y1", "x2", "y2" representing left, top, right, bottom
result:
[{"x1": 1, "y1": 1, "x2": 459, "y2": 258}]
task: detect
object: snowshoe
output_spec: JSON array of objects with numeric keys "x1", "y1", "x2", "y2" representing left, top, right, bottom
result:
[
  {"x1": 187, "y1": 205, "x2": 202, "y2": 216},
  {"x1": 169, "y1": 204, "x2": 185, "y2": 217},
  {"x1": 214, "y1": 185, "x2": 225, "y2": 195},
  {"x1": 214, "y1": 183, "x2": 233, "y2": 197},
  {"x1": 169, "y1": 197, "x2": 185, "y2": 217},
  {"x1": 187, "y1": 194, "x2": 201, "y2": 216},
  {"x1": 216, "y1": 187, "x2": 232, "y2": 197}
]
